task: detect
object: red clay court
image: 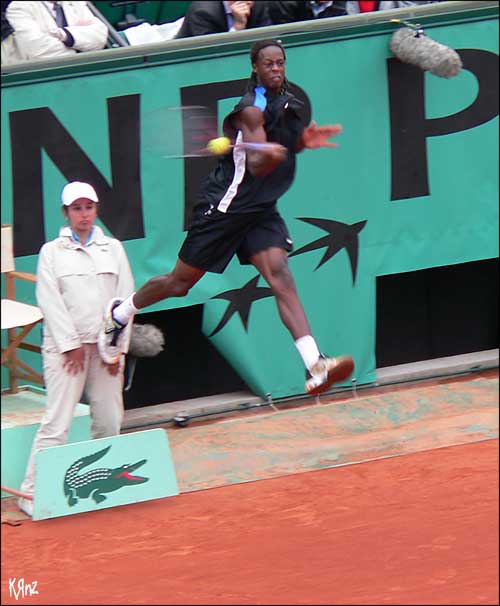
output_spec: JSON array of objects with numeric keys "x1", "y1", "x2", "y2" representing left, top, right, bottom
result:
[{"x1": 1, "y1": 371, "x2": 498, "y2": 605}]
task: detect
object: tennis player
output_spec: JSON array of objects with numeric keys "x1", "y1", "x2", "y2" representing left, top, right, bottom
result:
[{"x1": 99, "y1": 39, "x2": 354, "y2": 395}]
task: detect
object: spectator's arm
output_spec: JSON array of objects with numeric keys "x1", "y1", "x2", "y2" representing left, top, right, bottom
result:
[
  {"x1": 63, "y1": 5, "x2": 108, "y2": 52},
  {"x1": 179, "y1": 7, "x2": 222, "y2": 37},
  {"x1": 268, "y1": 1, "x2": 304, "y2": 25},
  {"x1": 247, "y1": 1, "x2": 272, "y2": 28},
  {"x1": 6, "y1": 2, "x2": 74, "y2": 59}
]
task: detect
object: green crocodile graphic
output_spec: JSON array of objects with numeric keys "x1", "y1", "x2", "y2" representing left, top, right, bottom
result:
[{"x1": 63, "y1": 445, "x2": 149, "y2": 506}]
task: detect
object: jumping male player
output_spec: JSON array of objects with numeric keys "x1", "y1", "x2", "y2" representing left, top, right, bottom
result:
[{"x1": 98, "y1": 39, "x2": 354, "y2": 395}]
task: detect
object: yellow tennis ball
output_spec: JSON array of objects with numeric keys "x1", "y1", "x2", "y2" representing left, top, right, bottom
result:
[{"x1": 207, "y1": 136, "x2": 231, "y2": 155}]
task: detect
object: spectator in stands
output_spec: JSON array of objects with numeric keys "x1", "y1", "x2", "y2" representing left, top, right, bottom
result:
[
  {"x1": 345, "y1": 1, "x2": 440, "y2": 13},
  {"x1": 269, "y1": 1, "x2": 347, "y2": 25},
  {"x1": 176, "y1": 1, "x2": 271, "y2": 38},
  {"x1": 1, "y1": 1, "x2": 16, "y2": 63},
  {"x1": 1, "y1": 1, "x2": 13, "y2": 38},
  {"x1": 17, "y1": 181, "x2": 134, "y2": 517},
  {"x1": 2, "y1": 1, "x2": 108, "y2": 65},
  {"x1": 268, "y1": 1, "x2": 440, "y2": 26}
]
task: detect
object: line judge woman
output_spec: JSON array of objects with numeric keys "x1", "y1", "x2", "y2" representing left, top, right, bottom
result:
[{"x1": 18, "y1": 181, "x2": 134, "y2": 516}]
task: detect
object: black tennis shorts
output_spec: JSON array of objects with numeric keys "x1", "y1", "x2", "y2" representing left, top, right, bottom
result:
[{"x1": 178, "y1": 207, "x2": 294, "y2": 273}]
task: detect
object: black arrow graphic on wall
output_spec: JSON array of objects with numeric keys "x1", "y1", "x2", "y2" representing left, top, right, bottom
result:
[
  {"x1": 290, "y1": 218, "x2": 367, "y2": 285},
  {"x1": 207, "y1": 275, "x2": 273, "y2": 337},
  {"x1": 207, "y1": 218, "x2": 367, "y2": 337}
]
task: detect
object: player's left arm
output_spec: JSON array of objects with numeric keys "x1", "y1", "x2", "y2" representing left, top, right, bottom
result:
[{"x1": 296, "y1": 121, "x2": 342, "y2": 153}]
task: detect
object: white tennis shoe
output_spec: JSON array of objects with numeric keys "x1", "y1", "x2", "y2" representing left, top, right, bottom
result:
[{"x1": 305, "y1": 354, "x2": 355, "y2": 395}]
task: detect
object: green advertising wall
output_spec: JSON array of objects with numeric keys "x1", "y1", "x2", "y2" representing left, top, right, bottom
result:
[{"x1": 1, "y1": 3, "x2": 498, "y2": 399}]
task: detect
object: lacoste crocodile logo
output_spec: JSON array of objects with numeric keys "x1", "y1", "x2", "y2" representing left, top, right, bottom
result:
[{"x1": 63, "y1": 445, "x2": 148, "y2": 507}]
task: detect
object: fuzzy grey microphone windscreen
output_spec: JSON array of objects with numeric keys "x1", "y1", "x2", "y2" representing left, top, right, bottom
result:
[
  {"x1": 390, "y1": 27, "x2": 462, "y2": 79},
  {"x1": 129, "y1": 323, "x2": 165, "y2": 358}
]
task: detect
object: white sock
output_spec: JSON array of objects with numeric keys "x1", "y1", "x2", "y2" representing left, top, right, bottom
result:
[
  {"x1": 294, "y1": 335, "x2": 321, "y2": 371},
  {"x1": 112, "y1": 293, "x2": 139, "y2": 326}
]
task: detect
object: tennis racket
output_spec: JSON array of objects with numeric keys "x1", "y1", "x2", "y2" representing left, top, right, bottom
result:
[{"x1": 142, "y1": 104, "x2": 280, "y2": 159}]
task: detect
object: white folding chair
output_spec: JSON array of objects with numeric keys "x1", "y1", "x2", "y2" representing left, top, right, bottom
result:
[{"x1": 1, "y1": 225, "x2": 44, "y2": 393}]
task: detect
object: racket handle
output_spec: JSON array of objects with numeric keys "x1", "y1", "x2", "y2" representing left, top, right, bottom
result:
[{"x1": 235, "y1": 142, "x2": 275, "y2": 151}]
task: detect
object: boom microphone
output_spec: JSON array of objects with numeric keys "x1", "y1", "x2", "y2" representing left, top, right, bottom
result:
[
  {"x1": 128, "y1": 323, "x2": 165, "y2": 358},
  {"x1": 390, "y1": 23, "x2": 462, "y2": 79}
]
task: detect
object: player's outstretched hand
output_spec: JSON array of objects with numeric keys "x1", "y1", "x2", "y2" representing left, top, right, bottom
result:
[{"x1": 302, "y1": 121, "x2": 342, "y2": 149}]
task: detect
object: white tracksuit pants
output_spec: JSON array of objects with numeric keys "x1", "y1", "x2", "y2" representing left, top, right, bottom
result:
[{"x1": 20, "y1": 344, "x2": 125, "y2": 497}]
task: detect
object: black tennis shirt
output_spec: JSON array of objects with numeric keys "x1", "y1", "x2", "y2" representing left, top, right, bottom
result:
[{"x1": 197, "y1": 85, "x2": 306, "y2": 215}]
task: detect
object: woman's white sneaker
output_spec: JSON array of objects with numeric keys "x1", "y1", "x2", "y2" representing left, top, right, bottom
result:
[{"x1": 17, "y1": 497, "x2": 34, "y2": 517}]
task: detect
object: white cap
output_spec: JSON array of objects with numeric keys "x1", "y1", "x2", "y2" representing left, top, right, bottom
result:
[{"x1": 61, "y1": 182, "x2": 99, "y2": 206}]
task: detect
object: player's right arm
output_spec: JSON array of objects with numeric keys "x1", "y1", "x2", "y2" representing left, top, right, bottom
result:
[{"x1": 234, "y1": 106, "x2": 287, "y2": 177}]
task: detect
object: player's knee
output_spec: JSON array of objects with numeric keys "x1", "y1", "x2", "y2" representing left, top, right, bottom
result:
[
  {"x1": 149, "y1": 272, "x2": 193, "y2": 298},
  {"x1": 268, "y1": 260, "x2": 294, "y2": 292}
]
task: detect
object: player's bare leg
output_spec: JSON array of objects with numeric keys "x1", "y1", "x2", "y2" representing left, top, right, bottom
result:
[
  {"x1": 98, "y1": 259, "x2": 205, "y2": 363},
  {"x1": 250, "y1": 247, "x2": 354, "y2": 394},
  {"x1": 249, "y1": 247, "x2": 310, "y2": 340},
  {"x1": 133, "y1": 259, "x2": 205, "y2": 308}
]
